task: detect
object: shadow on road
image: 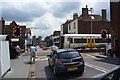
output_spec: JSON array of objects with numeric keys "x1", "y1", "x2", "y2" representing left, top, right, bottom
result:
[
  {"x1": 44, "y1": 66, "x2": 83, "y2": 80},
  {"x1": 95, "y1": 58, "x2": 120, "y2": 65}
]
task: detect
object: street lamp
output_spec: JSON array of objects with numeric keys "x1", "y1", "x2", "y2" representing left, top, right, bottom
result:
[{"x1": 89, "y1": 8, "x2": 94, "y2": 34}]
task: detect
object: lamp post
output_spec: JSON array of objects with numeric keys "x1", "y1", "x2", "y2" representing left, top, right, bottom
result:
[{"x1": 89, "y1": 8, "x2": 94, "y2": 34}]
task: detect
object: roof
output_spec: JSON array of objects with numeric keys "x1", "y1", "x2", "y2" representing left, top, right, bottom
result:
[
  {"x1": 78, "y1": 14, "x2": 109, "y2": 22},
  {"x1": 10, "y1": 21, "x2": 18, "y2": 26}
]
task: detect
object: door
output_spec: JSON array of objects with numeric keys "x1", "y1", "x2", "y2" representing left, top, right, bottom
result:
[{"x1": 87, "y1": 38, "x2": 95, "y2": 47}]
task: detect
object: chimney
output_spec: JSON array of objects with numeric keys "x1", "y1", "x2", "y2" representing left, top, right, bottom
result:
[
  {"x1": 82, "y1": 5, "x2": 88, "y2": 21},
  {"x1": 102, "y1": 9, "x2": 107, "y2": 21},
  {"x1": 73, "y1": 13, "x2": 78, "y2": 20}
]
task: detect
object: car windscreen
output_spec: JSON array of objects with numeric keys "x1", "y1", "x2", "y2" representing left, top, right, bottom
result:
[{"x1": 58, "y1": 51, "x2": 80, "y2": 59}]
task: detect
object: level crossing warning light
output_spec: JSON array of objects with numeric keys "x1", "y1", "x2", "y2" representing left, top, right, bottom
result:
[
  {"x1": 13, "y1": 30, "x2": 17, "y2": 32},
  {"x1": 101, "y1": 30, "x2": 107, "y2": 38},
  {"x1": 13, "y1": 28, "x2": 20, "y2": 36}
]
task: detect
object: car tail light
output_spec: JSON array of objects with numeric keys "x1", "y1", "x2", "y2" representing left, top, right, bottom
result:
[
  {"x1": 79, "y1": 58, "x2": 84, "y2": 62},
  {"x1": 56, "y1": 61, "x2": 62, "y2": 64},
  {"x1": 73, "y1": 49, "x2": 77, "y2": 50}
]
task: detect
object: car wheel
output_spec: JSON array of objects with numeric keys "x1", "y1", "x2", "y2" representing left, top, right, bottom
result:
[
  {"x1": 53, "y1": 66, "x2": 59, "y2": 76},
  {"x1": 78, "y1": 69, "x2": 84, "y2": 75}
]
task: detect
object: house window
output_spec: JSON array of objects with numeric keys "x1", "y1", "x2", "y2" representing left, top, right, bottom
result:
[{"x1": 74, "y1": 38, "x2": 86, "y2": 43}]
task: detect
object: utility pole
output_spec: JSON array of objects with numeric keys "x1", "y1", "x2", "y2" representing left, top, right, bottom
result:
[{"x1": 89, "y1": 8, "x2": 94, "y2": 34}]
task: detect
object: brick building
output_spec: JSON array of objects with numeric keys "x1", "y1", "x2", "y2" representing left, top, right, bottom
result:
[
  {"x1": 110, "y1": 0, "x2": 120, "y2": 57},
  {"x1": 67, "y1": 6, "x2": 111, "y2": 34},
  {"x1": 3, "y1": 21, "x2": 26, "y2": 48},
  {"x1": 53, "y1": 31, "x2": 60, "y2": 36},
  {"x1": 44, "y1": 31, "x2": 61, "y2": 47},
  {"x1": 32, "y1": 36, "x2": 42, "y2": 45},
  {"x1": 53, "y1": 31, "x2": 60, "y2": 47},
  {"x1": 61, "y1": 20, "x2": 72, "y2": 35}
]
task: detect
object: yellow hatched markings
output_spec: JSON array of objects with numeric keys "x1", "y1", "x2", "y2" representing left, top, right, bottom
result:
[
  {"x1": 35, "y1": 56, "x2": 48, "y2": 61},
  {"x1": 81, "y1": 53, "x2": 96, "y2": 58}
]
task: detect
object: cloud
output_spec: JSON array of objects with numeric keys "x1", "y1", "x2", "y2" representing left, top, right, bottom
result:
[
  {"x1": 28, "y1": 13, "x2": 64, "y2": 38},
  {"x1": 93, "y1": 1, "x2": 110, "y2": 20},
  {"x1": 1, "y1": 0, "x2": 110, "y2": 39},
  {"x1": 2, "y1": 2, "x2": 45, "y2": 22},
  {"x1": 52, "y1": 2, "x2": 81, "y2": 18}
]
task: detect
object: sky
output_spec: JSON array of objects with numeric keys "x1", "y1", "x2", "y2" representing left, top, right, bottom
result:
[{"x1": 0, "y1": 0, "x2": 111, "y2": 39}]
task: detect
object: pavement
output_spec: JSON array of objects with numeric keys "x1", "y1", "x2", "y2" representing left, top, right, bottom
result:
[
  {"x1": 3, "y1": 52, "x2": 30, "y2": 79},
  {"x1": 89, "y1": 52, "x2": 120, "y2": 59}
]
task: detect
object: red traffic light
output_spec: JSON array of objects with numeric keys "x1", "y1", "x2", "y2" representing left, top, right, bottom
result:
[{"x1": 13, "y1": 30, "x2": 17, "y2": 32}]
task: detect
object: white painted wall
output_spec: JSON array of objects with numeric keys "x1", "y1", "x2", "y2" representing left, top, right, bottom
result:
[
  {"x1": 68, "y1": 19, "x2": 78, "y2": 34},
  {"x1": 60, "y1": 24, "x2": 63, "y2": 36},
  {"x1": 0, "y1": 35, "x2": 10, "y2": 77}
]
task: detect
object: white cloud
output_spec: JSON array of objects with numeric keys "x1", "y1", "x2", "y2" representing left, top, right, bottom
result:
[
  {"x1": 2, "y1": 0, "x2": 111, "y2": 2},
  {"x1": 1, "y1": 0, "x2": 110, "y2": 39},
  {"x1": 30, "y1": 13, "x2": 65, "y2": 38}
]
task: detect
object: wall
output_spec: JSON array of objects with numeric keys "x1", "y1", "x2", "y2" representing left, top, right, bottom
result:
[
  {"x1": 0, "y1": 35, "x2": 10, "y2": 77},
  {"x1": 68, "y1": 19, "x2": 78, "y2": 34},
  {"x1": 110, "y1": 1, "x2": 120, "y2": 57},
  {"x1": 78, "y1": 21, "x2": 110, "y2": 34}
]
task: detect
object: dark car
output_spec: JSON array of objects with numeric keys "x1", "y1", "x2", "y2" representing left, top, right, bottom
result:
[
  {"x1": 47, "y1": 49, "x2": 84, "y2": 76},
  {"x1": 92, "y1": 65, "x2": 120, "y2": 80}
]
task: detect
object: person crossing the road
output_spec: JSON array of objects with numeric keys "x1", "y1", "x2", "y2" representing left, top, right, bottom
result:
[{"x1": 29, "y1": 45, "x2": 37, "y2": 64}]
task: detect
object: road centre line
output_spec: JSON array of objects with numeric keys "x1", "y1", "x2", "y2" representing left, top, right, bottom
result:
[{"x1": 85, "y1": 63, "x2": 109, "y2": 73}]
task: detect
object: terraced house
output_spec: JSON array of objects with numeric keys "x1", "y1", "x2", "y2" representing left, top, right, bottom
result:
[{"x1": 67, "y1": 6, "x2": 111, "y2": 34}]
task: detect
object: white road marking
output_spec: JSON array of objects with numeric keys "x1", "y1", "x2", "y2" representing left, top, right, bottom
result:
[{"x1": 85, "y1": 63, "x2": 109, "y2": 73}]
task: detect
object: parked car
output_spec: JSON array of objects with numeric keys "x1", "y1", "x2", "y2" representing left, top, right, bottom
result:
[
  {"x1": 47, "y1": 49, "x2": 84, "y2": 76},
  {"x1": 92, "y1": 65, "x2": 120, "y2": 80}
]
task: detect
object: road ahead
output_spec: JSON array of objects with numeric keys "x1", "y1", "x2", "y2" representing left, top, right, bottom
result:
[{"x1": 34, "y1": 49, "x2": 118, "y2": 79}]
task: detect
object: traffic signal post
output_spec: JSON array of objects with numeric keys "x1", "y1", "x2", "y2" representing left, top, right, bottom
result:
[{"x1": 101, "y1": 30, "x2": 111, "y2": 55}]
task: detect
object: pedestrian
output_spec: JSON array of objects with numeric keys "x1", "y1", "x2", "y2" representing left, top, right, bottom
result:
[
  {"x1": 15, "y1": 45, "x2": 21, "y2": 58},
  {"x1": 29, "y1": 45, "x2": 37, "y2": 64},
  {"x1": 107, "y1": 49, "x2": 113, "y2": 57},
  {"x1": 9, "y1": 43, "x2": 16, "y2": 59},
  {"x1": 112, "y1": 45, "x2": 117, "y2": 57}
]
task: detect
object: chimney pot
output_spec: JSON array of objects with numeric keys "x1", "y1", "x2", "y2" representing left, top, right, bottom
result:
[
  {"x1": 73, "y1": 13, "x2": 78, "y2": 20},
  {"x1": 82, "y1": 7, "x2": 88, "y2": 21},
  {"x1": 102, "y1": 9, "x2": 107, "y2": 21}
]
